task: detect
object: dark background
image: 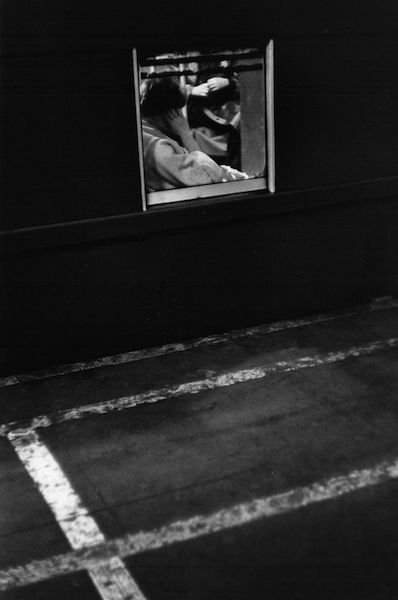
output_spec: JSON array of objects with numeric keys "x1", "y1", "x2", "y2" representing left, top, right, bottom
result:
[{"x1": 1, "y1": 1, "x2": 397, "y2": 373}]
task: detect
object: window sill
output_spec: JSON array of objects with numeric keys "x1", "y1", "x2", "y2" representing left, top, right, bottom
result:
[{"x1": 147, "y1": 177, "x2": 267, "y2": 206}]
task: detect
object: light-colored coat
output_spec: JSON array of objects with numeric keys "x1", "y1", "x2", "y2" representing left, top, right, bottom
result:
[{"x1": 142, "y1": 121, "x2": 226, "y2": 191}]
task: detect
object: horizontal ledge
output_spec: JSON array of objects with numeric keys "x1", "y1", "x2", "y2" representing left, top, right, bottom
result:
[
  {"x1": 1, "y1": 176, "x2": 398, "y2": 256},
  {"x1": 147, "y1": 178, "x2": 267, "y2": 205}
]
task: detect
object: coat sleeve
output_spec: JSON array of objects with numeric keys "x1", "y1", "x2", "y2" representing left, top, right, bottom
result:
[{"x1": 144, "y1": 137, "x2": 226, "y2": 190}]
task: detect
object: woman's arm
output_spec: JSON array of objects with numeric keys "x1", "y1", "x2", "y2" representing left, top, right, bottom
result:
[{"x1": 145, "y1": 140, "x2": 225, "y2": 189}]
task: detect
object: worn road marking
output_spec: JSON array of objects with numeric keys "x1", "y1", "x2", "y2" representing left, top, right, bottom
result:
[
  {"x1": 1, "y1": 299, "x2": 396, "y2": 388},
  {"x1": 1, "y1": 337, "x2": 397, "y2": 436},
  {"x1": 1, "y1": 454, "x2": 398, "y2": 592},
  {"x1": 7, "y1": 429, "x2": 146, "y2": 600}
]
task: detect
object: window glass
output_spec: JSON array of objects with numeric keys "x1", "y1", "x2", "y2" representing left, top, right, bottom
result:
[{"x1": 133, "y1": 46, "x2": 274, "y2": 207}]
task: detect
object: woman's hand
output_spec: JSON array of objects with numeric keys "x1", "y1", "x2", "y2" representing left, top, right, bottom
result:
[
  {"x1": 163, "y1": 108, "x2": 191, "y2": 138},
  {"x1": 220, "y1": 165, "x2": 249, "y2": 181},
  {"x1": 190, "y1": 83, "x2": 210, "y2": 97},
  {"x1": 163, "y1": 109, "x2": 201, "y2": 152},
  {"x1": 207, "y1": 77, "x2": 229, "y2": 92}
]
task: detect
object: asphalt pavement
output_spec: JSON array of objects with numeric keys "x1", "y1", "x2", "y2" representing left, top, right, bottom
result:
[{"x1": 1, "y1": 300, "x2": 398, "y2": 599}]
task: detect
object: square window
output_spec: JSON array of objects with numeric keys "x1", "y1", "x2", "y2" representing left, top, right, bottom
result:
[{"x1": 133, "y1": 44, "x2": 274, "y2": 208}]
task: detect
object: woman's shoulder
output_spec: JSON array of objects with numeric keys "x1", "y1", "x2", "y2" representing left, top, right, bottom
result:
[{"x1": 142, "y1": 121, "x2": 187, "y2": 156}]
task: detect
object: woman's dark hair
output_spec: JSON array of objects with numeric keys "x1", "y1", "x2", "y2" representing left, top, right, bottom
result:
[{"x1": 140, "y1": 76, "x2": 187, "y2": 117}]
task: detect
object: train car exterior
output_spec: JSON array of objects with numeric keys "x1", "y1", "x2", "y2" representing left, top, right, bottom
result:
[{"x1": 1, "y1": 1, "x2": 398, "y2": 374}]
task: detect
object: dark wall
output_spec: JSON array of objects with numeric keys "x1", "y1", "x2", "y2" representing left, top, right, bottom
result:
[
  {"x1": 1, "y1": 1, "x2": 398, "y2": 373},
  {"x1": 2, "y1": 34, "x2": 398, "y2": 228},
  {"x1": 2, "y1": 2, "x2": 398, "y2": 228},
  {"x1": 2, "y1": 193, "x2": 397, "y2": 373},
  {"x1": 276, "y1": 36, "x2": 398, "y2": 189},
  {"x1": 0, "y1": 49, "x2": 139, "y2": 228}
]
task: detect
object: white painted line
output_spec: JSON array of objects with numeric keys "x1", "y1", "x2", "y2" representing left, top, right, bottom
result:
[
  {"x1": 7, "y1": 429, "x2": 146, "y2": 600},
  {"x1": 102, "y1": 455, "x2": 398, "y2": 555},
  {"x1": 89, "y1": 558, "x2": 147, "y2": 600},
  {"x1": 1, "y1": 454, "x2": 398, "y2": 592},
  {"x1": 1, "y1": 298, "x2": 396, "y2": 388},
  {"x1": 8, "y1": 429, "x2": 104, "y2": 549},
  {"x1": 1, "y1": 337, "x2": 397, "y2": 436}
]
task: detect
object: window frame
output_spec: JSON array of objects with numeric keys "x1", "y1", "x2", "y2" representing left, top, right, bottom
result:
[{"x1": 132, "y1": 42, "x2": 275, "y2": 211}]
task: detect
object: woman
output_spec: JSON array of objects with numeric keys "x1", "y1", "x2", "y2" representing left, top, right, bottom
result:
[{"x1": 140, "y1": 74, "x2": 246, "y2": 192}]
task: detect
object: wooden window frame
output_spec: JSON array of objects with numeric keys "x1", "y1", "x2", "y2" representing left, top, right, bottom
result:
[{"x1": 132, "y1": 42, "x2": 275, "y2": 210}]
